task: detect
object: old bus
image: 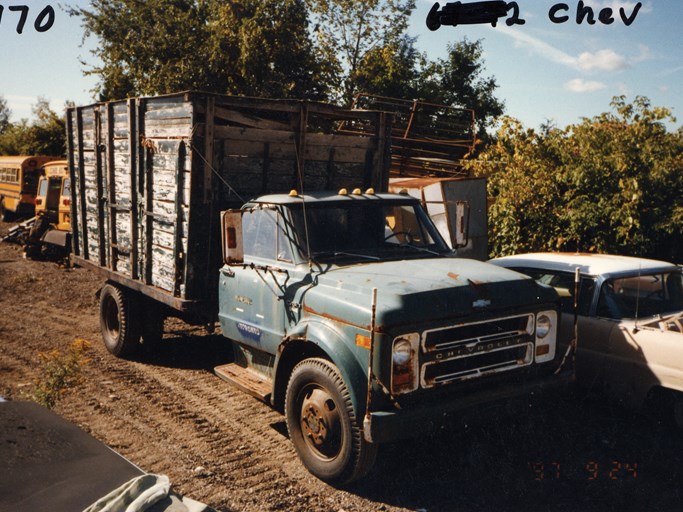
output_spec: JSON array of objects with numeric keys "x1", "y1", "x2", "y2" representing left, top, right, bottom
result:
[
  {"x1": 35, "y1": 160, "x2": 70, "y2": 231},
  {"x1": 25, "y1": 160, "x2": 72, "y2": 257},
  {"x1": 0, "y1": 156, "x2": 60, "y2": 221}
]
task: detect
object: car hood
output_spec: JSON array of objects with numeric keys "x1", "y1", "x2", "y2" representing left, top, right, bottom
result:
[{"x1": 302, "y1": 258, "x2": 558, "y2": 329}]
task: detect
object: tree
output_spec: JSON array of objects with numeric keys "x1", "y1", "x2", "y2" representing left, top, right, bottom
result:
[
  {"x1": 69, "y1": 0, "x2": 328, "y2": 101},
  {"x1": 353, "y1": 35, "x2": 423, "y2": 100},
  {"x1": 0, "y1": 98, "x2": 66, "y2": 156},
  {"x1": 0, "y1": 96, "x2": 11, "y2": 134},
  {"x1": 417, "y1": 39, "x2": 505, "y2": 140},
  {"x1": 205, "y1": 0, "x2": 330, "y2": 100},
  {"x1": 307, "y1": 0, "x2": 416, "y2": 105},
  {"x1": 468, "y1": 96, "x2": 683, "y2": 261}
]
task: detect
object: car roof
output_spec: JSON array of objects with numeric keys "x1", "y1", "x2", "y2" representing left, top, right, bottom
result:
[
  {"x1": 490, "y1": 252, "x2": 679, "y2": 278},
  {"x1": 248, "y1": 190, "x2": 418, "y2": 206}
]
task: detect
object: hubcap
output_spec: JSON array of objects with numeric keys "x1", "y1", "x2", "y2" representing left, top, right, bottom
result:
[{"x1": 300, "y1": 387, "x2": 341, "y2": 459}]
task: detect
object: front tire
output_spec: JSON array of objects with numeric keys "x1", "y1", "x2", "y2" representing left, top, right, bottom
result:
[
  {"x1": 285, "y1": 358, "x2": 377, "y2": 485},
  {"x1": 99, "y1": 282, "x2": 141, "y2": 358}
]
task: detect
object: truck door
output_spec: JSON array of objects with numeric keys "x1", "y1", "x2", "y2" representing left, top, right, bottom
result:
[{"x1": 219, "y1": 207, "x2": 294, "y2": 355}]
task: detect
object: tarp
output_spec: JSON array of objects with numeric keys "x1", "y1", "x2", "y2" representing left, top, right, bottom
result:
[{"x1": 0, "y1": 401, "x2": 213, "y2": 512}]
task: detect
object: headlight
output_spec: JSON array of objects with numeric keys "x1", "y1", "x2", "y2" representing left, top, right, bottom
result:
[
  {"x1": 534, "y1": 310, "x2": 558, "y2": 363},
  {"x1": 392, "y1": 339, "x2": 413, "y2": 366},
  {"x1": 536, "y1": 314, "x2": 551, "y2": 339},
  {"x1": 391, "y1": 333, "x2": 419, "y2": 394}
]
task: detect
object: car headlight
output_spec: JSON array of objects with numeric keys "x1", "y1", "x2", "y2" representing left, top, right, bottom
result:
[
  {"x1": 392, "y1": 339, "x2": 413, "y2": 366},
  {"x1": 391, "y1": 333, "x2": 419, "y2": 394},
  {"x1": 534, "y1": 310, "x2": 558, "y2": 363},
  {"x1": 536, "y1": 314, "x2": 551, "y2": 339}
]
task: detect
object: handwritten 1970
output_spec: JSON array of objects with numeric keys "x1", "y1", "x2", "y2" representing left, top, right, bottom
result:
[
  {"x1": 427, "y1": 1, "x2": 642, "y2": 31},
  {"x1": 0, "y1": 4, "x2": 55, "y2": 33}
]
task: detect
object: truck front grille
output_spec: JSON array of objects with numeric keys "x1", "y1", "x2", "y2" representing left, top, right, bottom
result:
[{"x1": 420, "y1": 314, "x2": 535, "y2": 387}]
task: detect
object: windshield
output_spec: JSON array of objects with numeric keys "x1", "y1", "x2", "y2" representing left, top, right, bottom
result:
[
  {"x1": 288, "y1": 200, "x2": 449, "y2": 261},
  {"x1": 596, "y1": 271, "x2": 683, "y2": 319}
]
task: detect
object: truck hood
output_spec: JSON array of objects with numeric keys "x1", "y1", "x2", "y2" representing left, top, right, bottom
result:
[{"x1": 303, "y1": 258, "x2": 557, "y2": 329}]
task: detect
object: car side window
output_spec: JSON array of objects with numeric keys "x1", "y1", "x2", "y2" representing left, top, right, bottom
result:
[
  {"x1": 514, "y1": 268, "x2": 595, "y2": 315},
  {"x1": 243, "y1": 208, "x2": 293, "y2": 262}
]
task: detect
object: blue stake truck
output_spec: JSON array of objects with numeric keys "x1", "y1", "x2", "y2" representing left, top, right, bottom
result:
[{"x1": 67, "y1": 92, "x2": 568, "y2": 484}]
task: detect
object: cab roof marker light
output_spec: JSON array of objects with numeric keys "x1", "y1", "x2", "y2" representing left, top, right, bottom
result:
[
  {"x1": 339, "y1": 188, "x2": 349, "y2": 195},
  {"x1": 365, "y1": 188, "x2": 375, "y2": 195},
  {"x1": 288, "y1": 190, "x2": 298, "y2": 197},
  {"x1": 352, "y1": 188, "x2": 362, "y2": 195}
]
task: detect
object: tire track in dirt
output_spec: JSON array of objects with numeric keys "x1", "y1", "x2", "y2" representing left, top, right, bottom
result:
[{"x1": 57, "y1": 344, "x2": 338, "y2": 511}]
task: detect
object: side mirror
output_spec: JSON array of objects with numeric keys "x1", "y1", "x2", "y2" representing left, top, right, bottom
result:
[{"x1": 221, "y1": 210, "x2": 244, "y2": 264}]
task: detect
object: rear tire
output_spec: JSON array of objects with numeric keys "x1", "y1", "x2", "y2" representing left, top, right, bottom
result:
[
  {"x1": 285, "y1": 358, "x2": 377, "y2": 485},
  {"x1": 99, "y1": 282, "x2": 141, "y2": 358}
]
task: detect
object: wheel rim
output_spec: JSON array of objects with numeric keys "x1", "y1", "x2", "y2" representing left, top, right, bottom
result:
[
  {"x1": 299, "y1": 385, "x2": 342, "y2": 460},
  {"x1": 103, "y1": 294, "x2": 120, "y2": 338}
]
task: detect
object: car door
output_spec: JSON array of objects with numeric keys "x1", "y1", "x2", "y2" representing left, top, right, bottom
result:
[{"x1": 219, "y1": 207, "x2": 293, "y2": 355}]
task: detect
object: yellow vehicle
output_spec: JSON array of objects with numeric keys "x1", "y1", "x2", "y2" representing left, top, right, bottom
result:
[
  {"x1": 35, "y1": 160, "x2": 70, "y2": 231},
  {"x1": 25, "y1": 160, "x2": 72, "y2": 259},
  {"x1": 0, "y1": 156, "x2": 59, "y2": 221}
]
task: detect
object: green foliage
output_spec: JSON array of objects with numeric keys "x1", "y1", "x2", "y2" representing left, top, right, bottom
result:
[
  {"x1": 353, "y1": 35, "x2": 423, "y2": 100},
  {"x1": 69, "y1": 0, "x2": 505, "y2": 135},
  {"x1": 307, "y1": 0, "x2": 416, "y2": 105},
  {"x1": 31, "y1": 339, "x2": 91, "y2": 409},
  {"x1": 70, "y1": 0, "x2": 328, "y2": 101},
  {"x1": 468, "y1": 96, "x2": 683, "y2": 261},
  {"x1": 0, "y1": 96, "x2": 10, "y2": 134},
  {"x1": 0, "y1": 98, "x2": 66, "y2": 156},
  {"x1": 417, "y1": 39, "x2": 505, "y2": 140}
]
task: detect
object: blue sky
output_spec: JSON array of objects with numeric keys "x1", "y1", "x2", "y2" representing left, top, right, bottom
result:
[{"x1": 1, "y1": 1, "x2": 681, "y2": 132}]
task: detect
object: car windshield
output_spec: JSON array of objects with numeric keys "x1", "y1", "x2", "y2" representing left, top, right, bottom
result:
[
  {"x1": 596, "y1": 271, "x2": 683, "y2": 319},
  {"x1": 288, "y1": 200, "x2": 449, "y2": 262}
]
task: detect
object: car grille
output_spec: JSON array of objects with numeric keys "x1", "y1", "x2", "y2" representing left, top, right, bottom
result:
[{"x1": 420, "y1": 314, "x2": 535, "y2": 387}]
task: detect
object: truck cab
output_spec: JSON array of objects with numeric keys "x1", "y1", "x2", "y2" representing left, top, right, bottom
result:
[{"x1": 217, "y1": 188, "x2": 566, "y2": 484}]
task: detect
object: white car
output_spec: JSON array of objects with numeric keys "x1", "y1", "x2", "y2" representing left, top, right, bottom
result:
[{"x1": 490, "y1": 252, "x2": 683, "y2": 428}]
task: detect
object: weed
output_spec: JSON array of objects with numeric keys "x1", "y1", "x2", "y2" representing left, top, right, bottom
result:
[{"x1": 31, "y1": 338, "x2": 91, "y2": 409}]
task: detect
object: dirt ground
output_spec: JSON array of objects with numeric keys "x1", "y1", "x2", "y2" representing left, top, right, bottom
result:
[{"x1": 1, "y1": 219, "x2": 682, "y2": 512}]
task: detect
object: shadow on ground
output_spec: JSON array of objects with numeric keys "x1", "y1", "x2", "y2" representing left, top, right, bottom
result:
[
  {"x1": 351, "y1": 394, "x2": 682, "y2": 511},
  {"x1": 126, "y1": 335, "x2": 682, "y2": 511},
  {"x1": 134, "y1": 331, "x2": 234, "y2": 372}
]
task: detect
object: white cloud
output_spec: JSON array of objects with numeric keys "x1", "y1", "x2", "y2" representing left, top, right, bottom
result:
[
  {"x1": 577, "y1": 49, "x2": 628, "y2": 71},
  {"x1": 497, "y1": 26, "x2": 643, "y2": 75},
  {"x1": 565, "y1": 79, "x2": 608, "y2": 93},
  {"x1": 497, "y1": 26, "x2": 579, "y2": 68}
]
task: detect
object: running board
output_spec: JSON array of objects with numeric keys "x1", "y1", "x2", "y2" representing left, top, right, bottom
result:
[{"x1": 214, "y1": 363, "x2": 272, "y2": 402}]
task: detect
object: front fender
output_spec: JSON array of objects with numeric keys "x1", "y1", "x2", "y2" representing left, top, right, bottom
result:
[{"x1": 277, "y1": 317, "x2": 370, "y2": 417}]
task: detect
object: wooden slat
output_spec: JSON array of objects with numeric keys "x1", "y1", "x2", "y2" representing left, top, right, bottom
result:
[{"x1": 106, "y1": 102, "x2": 118, "y2": 272}]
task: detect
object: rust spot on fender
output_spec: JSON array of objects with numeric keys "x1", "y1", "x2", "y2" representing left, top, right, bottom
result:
[{"x1": 303, "y1": 305, "x2": 379, "y2": 332}]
